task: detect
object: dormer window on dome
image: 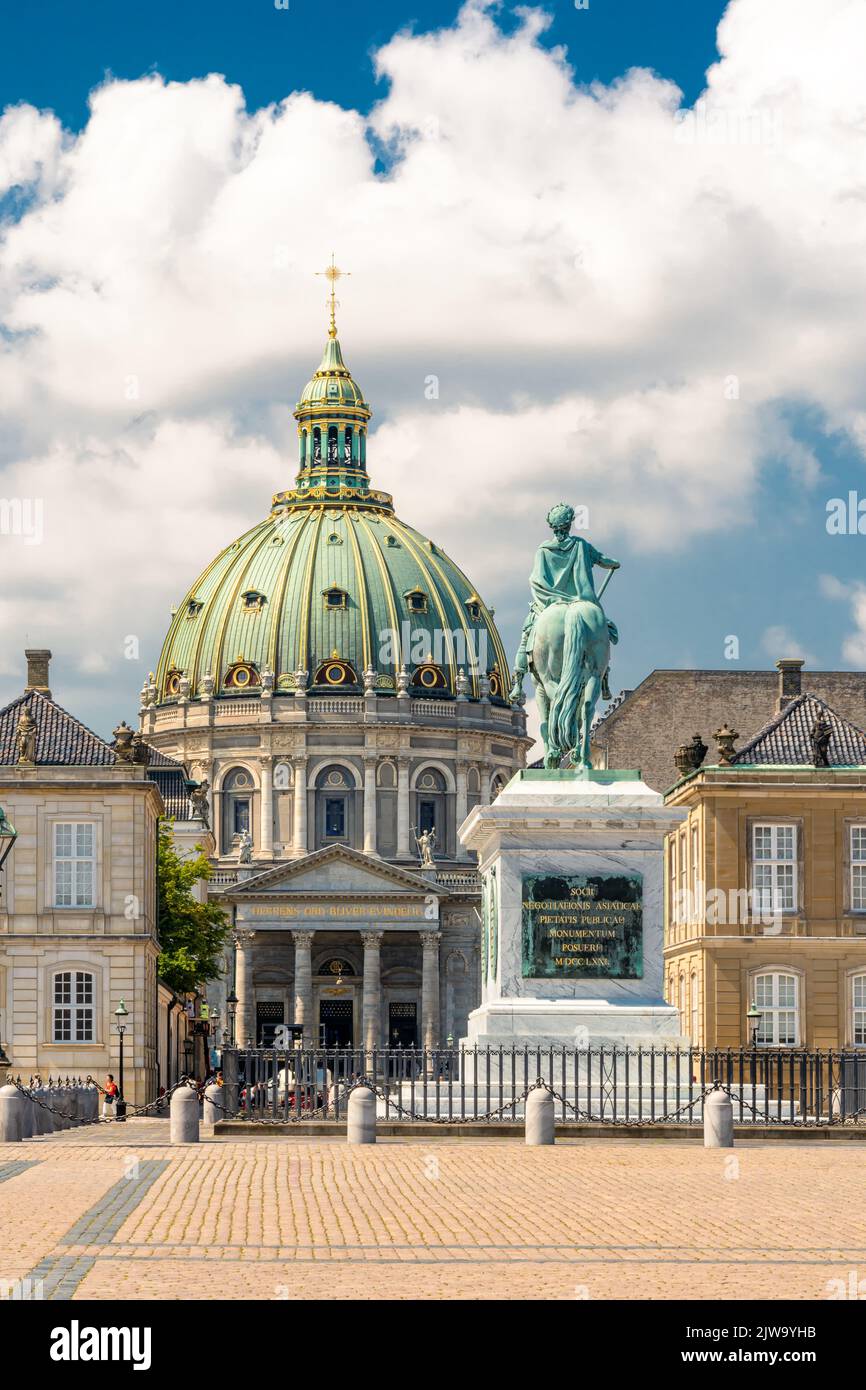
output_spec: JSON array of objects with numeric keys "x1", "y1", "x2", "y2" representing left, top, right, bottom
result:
[
  {"x1": 164, "y1": 668, "x2": 183, "y2": 697},
  {"x1": 323, "y1": 586, "x2": 349, "y2": 610},
  {"x1": 186, "y1": 600, "x2": 203, "y2": 619},
  {"x1": 241, "y1": 590, "x2": 267, "y2": 611},
  {"x1": 487, "y1": 665, "x2": 504, "y2": 699},
  {"x1": 412, "y1": 661, "x2": 447, "y2": 692},
  {"x1": 313, "y1": 654, "x2": 358, "y2": 687},
  {"x1": 404, "y1": 587, "x2": 428, "y2": 615},
  {"x1": 465, "y1": 595, "x2": 483, "y2": 622},
  {"x1": 224, "y1": 661, "x2": 260, "y2": 690}
]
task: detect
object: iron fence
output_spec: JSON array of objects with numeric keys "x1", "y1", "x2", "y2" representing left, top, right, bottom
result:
[{"x1": 221, "y1": 1045, "x2": 866, "y2": 1126}]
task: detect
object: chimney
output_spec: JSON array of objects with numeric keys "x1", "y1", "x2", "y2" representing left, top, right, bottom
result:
[
  {"x1": 775, "y1": 658, "x2": 803, "y2": 712},
  {"x1": 24, "y1": 648, "x2": 52, "y2": 698}
]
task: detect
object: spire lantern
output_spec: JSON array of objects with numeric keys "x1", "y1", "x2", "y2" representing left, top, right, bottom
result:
[{"x1": 279, "y1": 256, "x2": 388, "y2": 513}]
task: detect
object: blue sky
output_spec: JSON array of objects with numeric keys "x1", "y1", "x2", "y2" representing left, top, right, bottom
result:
[
  {"x1": 1, "y1": 0, "x2": 865, "y2": 741},
  {"x1": 1, "y1": 0, "x2": 723, "y2": 130}
]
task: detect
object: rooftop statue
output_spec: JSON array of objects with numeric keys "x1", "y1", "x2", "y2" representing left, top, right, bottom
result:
[{"x1": 509, "y1": 503, "x2": 619, "y2": 769}]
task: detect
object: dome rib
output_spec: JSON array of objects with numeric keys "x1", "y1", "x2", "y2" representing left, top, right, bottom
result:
[
  {"x1": 266, "y1": 512, "x2": 310, "y2": 677},
  {"x1": 344, "y1": 515, "x2": 374, "y2": 672},
  {"x1": 356, "y1": 513, "x2": 403, "y2": 678},
  {"x1": 383, "y1": 518, "x2": 458, "y2": 689}
]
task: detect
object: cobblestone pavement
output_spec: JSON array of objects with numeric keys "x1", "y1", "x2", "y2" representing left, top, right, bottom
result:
[{"x1": 0, "y1": 1120, "x2": 863, "y2": 1300}]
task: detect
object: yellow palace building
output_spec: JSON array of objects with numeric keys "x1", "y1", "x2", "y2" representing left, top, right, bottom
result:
[{"x1": 664, "y1": 679, "x2": 866, "y2": 1052}]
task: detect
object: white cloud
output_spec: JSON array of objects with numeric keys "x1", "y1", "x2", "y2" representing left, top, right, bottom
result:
[
  {"x1": 759, "y1": 625, "x2": 816, "y2": 666},
  {"x1": 818, "y1": 575, "x2": 866, "y2": 666},
  {"x1": 1, "y1": 0, "x2": 865, "y2": 725}
]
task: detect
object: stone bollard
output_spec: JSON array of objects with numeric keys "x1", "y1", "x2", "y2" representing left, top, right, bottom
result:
[
  {"x1": 704, "y1": 1087, "x2": 734, "y2": 1148},
  {"x1": 0, "y1": 1084, "x2": 23, "y2": 1142},
  {"x1": 202, "y1": 1084, "x2": 222, "y2": 1129},
  {"x1": 525, "y1": 1086, "x2": 555, "y2": 1146},
  {"x1": 170, "y1": 1085, "x2": 200, "y2": 1144},
  {"x1": 82, "y1": 1084, "x2": 98, "y2": 1123},
  {"x1": 329, "y1": 1082, "x2": 344, "y2": 1116},
  {"x1": 19, "y1": 1085, "x2": 34, "y2": 1140},
  {"x1": 36, "y1": 1085, "x2": 54, "y2": 1135},
  {"x1": 53, "y1": 1085, "x2": 68, "y2": 1131},
  {"x1": 347, "y1": 1086, "x2": 376, "y2": 1144}
]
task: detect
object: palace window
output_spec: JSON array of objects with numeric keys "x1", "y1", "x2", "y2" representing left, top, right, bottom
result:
[
  {"x1": 415, "y1": 767, "x2": 447, "y2": 855},
  {"x1": 315, "y1": 765, "x2": 354, "y2": 849},
  {"x1": 753, "y1": 971, "x2": 799, "y2": 1047},
  {"x1": 54, "y1": 823, "x2": 95, "y2": 908},
  {"x1": 222, "y1": 767, "x2": 253, "y2": 853},
  {"x1": 851, "y1": 827, "x2": 866, "y2": 910},
  {"x1": 690, "y1": 972, "x2": 699, "y2": 1043},
  {"x1": 52, "y1": 970, "x2": 95, "y2": 1043},
  {"x1": 751, "y1": 824, "x2": 797, "y2": 915},
  {"x1": 669, "y1": 838, "x2": 678, "y2": 925},
  {"x1": 852, "y1": 975, "x2": 866, "y2": 1046}
]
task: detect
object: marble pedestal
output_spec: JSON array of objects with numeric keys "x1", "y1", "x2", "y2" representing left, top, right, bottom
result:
[{"x1": 458, "y1": 769, "x2": 689, "y2": 1050}]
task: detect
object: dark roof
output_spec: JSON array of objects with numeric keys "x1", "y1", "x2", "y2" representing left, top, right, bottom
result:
[
  {"x1": 0, "y1": 690, "x2": 116, "y2": 766},
  {"x1": 148, "y1": 766, "x2": 194, "y2": 818},
  {"x1": 731, "y1": 693, "x2": 866, "y2": 767}
]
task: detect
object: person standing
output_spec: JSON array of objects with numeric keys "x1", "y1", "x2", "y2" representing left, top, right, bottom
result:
[{"x1": 101, "y1": 1073, "x2": 119, "y2": 1120}]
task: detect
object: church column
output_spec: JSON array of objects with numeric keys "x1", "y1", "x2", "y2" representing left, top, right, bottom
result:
[
  {"x1": 455, "y1": 760, "x2": 469, "y2": 860},
  {"x1": 420, "y1": 930, "x2": 442, "y2": 1054},
  {"x1": 363, "y1": 757, "x2": 378, "y2": 855},
  {"x1": 259, "y1": 756, "x2": 273, "y2": 857},
  {"x1": 292, "y1": 930, "x2": 314, "y2": 1047},
  {"x1": 234, "y1": 930, "x2": 256, "y2": 1048},
  {"x1": 396, "y1": 758, "x2": 411, "y2": 858},
  {"x1": 361, "y1": 930, "x2": 384, "y2": 1052},
  {"x1": 292, "y1": 757, "x2": 308, "y2": 857}
]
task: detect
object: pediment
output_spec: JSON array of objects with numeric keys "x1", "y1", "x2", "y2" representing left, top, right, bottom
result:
[{"x1": 225, "y1": 844, "x2": 443, "y2": 898}]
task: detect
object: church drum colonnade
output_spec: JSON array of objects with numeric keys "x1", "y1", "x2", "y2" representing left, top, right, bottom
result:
[{"x1": 232, "y1": 927, "x2": 442, "y2": 1052}]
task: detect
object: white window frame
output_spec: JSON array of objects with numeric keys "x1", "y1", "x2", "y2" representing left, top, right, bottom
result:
[
  {"x1": 852, "y1": 973, "x2": 866, "y2": 1047},
  {"x1": 752, "y1": 970, "x2": 800, "y2": 1047},
  {"x1": 851, "y1": 826, "x2": 866, "y2": 912},
  {"x1": 53, "y1": 822, "x2": 96, "y2": 908},
  {"x1": 751, "y1": 823, "x2": 797, "y2": 916},
  {"x1": 51, "y1": 970, "x2": 95, "y2": 1043}
]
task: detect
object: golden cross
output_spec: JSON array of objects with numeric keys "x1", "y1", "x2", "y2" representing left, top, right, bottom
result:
[{"x1": 316, "y1": 253, "x2": 350, "y2": 338}]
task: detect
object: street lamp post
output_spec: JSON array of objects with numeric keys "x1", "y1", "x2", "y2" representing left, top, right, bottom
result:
[
  {"x1": 226, "y1": 989, "x2": 238, "y2": 1047},
  {"x1": 114, "y1": 999, "x2": 129, "y2": 1121},
  {"x1": 0, "y1": 805, "x2": 17, "y2": 1071},
  {"x1": 746, "y1": 1000, "x2": 762, "y2": 1092}
]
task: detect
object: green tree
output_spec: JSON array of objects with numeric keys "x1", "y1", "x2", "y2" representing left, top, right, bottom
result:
[{"x1": 157, "y1": 821, "x2": 230, "y2": 994}]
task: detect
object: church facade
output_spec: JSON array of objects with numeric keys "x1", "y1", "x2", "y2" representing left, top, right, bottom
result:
[{"x1": 140, "y1": 293, "x2": 530, "y2": 1050}]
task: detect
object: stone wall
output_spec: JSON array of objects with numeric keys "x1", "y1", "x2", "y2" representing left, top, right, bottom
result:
[{"x1": 593, "y1": 665, "x2": 866, "y2": 792}]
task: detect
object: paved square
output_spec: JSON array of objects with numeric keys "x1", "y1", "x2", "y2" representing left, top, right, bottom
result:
[{"x1": 1, "y1": 1123, "x2": 863, "y2": 1300}]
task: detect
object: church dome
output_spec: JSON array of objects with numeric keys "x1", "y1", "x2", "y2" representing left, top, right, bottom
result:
[{"x1": 154, "y1": 319, "x2": 511, "y2": 704}]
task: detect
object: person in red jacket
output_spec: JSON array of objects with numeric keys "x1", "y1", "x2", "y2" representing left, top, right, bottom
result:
[{"x1": 102, "y1": 1074, "x2": 119, "y2": 1120}]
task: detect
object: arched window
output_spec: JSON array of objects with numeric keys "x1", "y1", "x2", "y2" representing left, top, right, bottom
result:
[
  {"x1": 415, "y1": 767, "x2": 447, "y2": 854},
  {"x1": 690, "y1": 972, "x2": 699, "y2": 1043},
  {"x1": 327, "y1": 426, "x2": 339, "y2": 463},
  {"x1": 52, "y1": 970, "x2": 95, "y2": 1043},
  {"x1": 678, "y1": 972, "x2": 685, "y2": 1032},
  {"x1": 315, "y1": 765, "x2": 355, "y2": 848},
  {"x1": 753, "y1": 971, "x2": 799, "y2": 1047},
  {"x1": 344, "y1": 426, "x2": 353, "y2": 462},
  {"x1": 222, "y1": 767, "x2": 254, "y2": 853},
  {"x1": 313, "y1": 427, "x2": 322, "y2": 462}
]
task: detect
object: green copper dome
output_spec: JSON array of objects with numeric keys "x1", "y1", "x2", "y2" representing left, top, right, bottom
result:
[{"x1": 155, "y1": 330, "x2": 511, "y2": 703}]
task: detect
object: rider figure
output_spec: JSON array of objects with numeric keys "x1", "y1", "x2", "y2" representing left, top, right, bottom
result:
[{"x1": 508, "y1": 503, "x2": 620, "y2": 702}]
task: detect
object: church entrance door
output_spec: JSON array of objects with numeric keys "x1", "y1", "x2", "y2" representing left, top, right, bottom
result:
[
  {"x1": 388, "y1": 1002, "x2": 418, "y2": 1048},
  {"x1": 319, "y1": 998, "x2": 354, "y2": 1048}
]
